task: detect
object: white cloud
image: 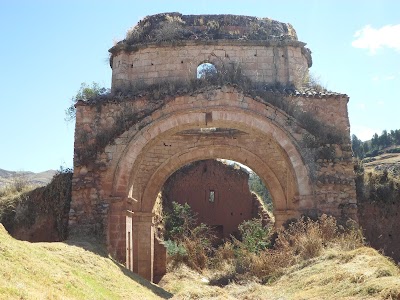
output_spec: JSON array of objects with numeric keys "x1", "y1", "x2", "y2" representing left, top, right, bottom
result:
[
  {"x1": 352, "y1": 24, "x2": 400, "y2": 54},
  {"x1": 352, "y1": 126, "x2": 380, "y2": 141},
  {"x1": 371, "y1": 75, "x2": 379, "y2": 81},
  {"x1": 384, "y1": 75, "x2": 395, "y2": 80},
  {"x1": 370, "y1": 74, "x2": 396, "y2": 82},
  {"x1": 377, "y1": 100, "x2": 385, "y2": 105},
  {"x1": 356, "y1": 103, "x2": 366, "y2": 110}
]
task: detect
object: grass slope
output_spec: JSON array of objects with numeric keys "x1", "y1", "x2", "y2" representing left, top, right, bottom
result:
[
  {"x1": 2, "y1": 222, "x2": 400, "y2": 300},
  {"x1": 0, "y1": 224, "x2": 171, "y2": 300},
  {"x1": 160, "y1": 247, "x2": 400, "y2": 300}
]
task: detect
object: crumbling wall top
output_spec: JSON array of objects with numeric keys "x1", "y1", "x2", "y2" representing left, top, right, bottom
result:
[{"x1": 112, "y1": 12, "x2": 299, "y2": 49}]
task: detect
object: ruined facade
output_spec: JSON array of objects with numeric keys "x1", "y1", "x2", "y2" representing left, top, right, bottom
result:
[
  {"x1": 162, "y1": 159, "x2": 269, "y2": 239},
  {"x1": 70, "y1": 13, "x2": 357, "y2": 282}
]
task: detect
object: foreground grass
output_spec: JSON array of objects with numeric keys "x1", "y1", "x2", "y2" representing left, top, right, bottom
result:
[
  {"x1": 0, "y1": 224, "x2": 171, "y2": 300},
  {"x1": 2, "y1": 222, "x2": 400, "y2": 300},
  {"x1": 160, "y1": 247, "x2": 400, "y2": 300}
]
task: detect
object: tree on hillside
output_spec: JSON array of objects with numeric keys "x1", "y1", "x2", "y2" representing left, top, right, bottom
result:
[
  {"x1": 363, "y1": 142, "x2": 370, "y2": 154},
  {"x1": 371, "y1": 133, "x2": 379, "y2": 149},
  {"x1": 379, "y1": 130, "x2": 390, "y2": 148},
  {"x1": 391, "y1": 129, "x2": 400, "y2": 145},
  {"x1": 351, "y1": 134, "x2": 364, "y2": 159},
  {"x1": 354, "y1": 129, "x2": 400, "y2": 159}
]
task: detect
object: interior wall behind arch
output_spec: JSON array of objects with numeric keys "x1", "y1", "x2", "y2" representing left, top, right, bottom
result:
[{"x1": 160, "y1": 159, "x2": 271, "y2": 239}]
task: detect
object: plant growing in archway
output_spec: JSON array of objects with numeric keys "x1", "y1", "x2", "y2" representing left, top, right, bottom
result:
[{"x1": 163, "y1": 202, "x2": 215, "y2": 270}]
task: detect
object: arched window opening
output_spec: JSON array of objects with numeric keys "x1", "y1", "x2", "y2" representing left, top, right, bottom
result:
[{"x1": 197, "y1": 62, "x2": 218, "y2": 79}]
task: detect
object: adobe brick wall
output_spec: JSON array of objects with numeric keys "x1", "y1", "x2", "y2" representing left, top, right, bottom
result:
[{"x1": 162, "y1": 159, "x2": 269, "y2": 238}]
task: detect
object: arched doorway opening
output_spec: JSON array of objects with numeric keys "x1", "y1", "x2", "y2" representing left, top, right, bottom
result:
[{"x1": 156, "y1": 159, "x2": 273, "y2": 244}]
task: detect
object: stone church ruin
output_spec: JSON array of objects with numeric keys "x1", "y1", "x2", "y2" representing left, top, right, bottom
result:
[{"x1": 70, "y1": 13, "x2": 357, "y2": 282}]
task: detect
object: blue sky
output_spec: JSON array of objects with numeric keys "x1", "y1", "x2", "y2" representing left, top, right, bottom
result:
[{"x1": 1, "y1": 0, "x2": 399, "y2": 172}]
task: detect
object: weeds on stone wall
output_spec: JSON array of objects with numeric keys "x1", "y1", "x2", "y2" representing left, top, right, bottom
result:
[
  {"x1": 0, "y1": 168, "x2": 72, "y2": 240},
  {"x1": 65, "y1": 82, "x2": 111, "y2": 123},
  {"x1": 355, "y1": 161, "x2": 400, "y2": 205},
  {"x1": 75, "y1": 104, "x2": 157, "y2": 165},
  {"x1": 74, "y1": 62, "x2": 346, "y2": 166},
  {"x1": 122, "y1": 13, "x2": 298, "y2": 47}
]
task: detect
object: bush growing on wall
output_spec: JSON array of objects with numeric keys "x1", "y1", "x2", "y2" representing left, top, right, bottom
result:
[
  {"x1": 73, "y1": 61, "x2": 347, "y2": 169},
  {"x1": 65, "y1": 82, "x2": 110, "y2": 122},
  {"x1": 236, "y1": 218, "x2": 271, "y2": 253}
]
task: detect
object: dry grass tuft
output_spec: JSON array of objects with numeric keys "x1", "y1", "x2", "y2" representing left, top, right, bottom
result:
[{"x1": 207, "y1": 215, "x2": 365, "y2": 287}]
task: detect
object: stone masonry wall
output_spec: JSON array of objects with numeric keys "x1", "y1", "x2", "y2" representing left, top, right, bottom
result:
[
  {"x1": 111, "y1": 42, "x2": 308, "y2": 91},
  {"x1": 287, "y1": 95, "x2": 351, "y2": 134},
  {"x1": 71, "y1": 87, "x2": 356, "y2": 256}
]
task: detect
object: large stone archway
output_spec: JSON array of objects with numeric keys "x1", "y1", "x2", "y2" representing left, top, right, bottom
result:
[
  {"x1": 111, "y1": 90, "x2": 315, "y2": 281},
  {"x1": 112, "y1": 95, "x2": 313, "y2": 211},
  {"x1": 70, "y1": 13, "x2": 357, "y2": 282}
]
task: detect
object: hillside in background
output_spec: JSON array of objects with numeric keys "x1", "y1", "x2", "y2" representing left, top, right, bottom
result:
[
  {"x1": 363, "y1": 152, "x2": 400, "y2": 175},
  {"x1": 352, "y1": 129, "x2": 400, "y2": 160},
  {"x1": 0, "y1": 169, "x2": 56, "y2": 187},
  {"x1": 352, "y1": 129, "x2": 400, "y2": 176}
]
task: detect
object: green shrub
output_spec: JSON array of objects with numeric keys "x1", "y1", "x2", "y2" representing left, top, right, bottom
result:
[
  {"x1": 164, "y1": 202, "x2": 196, "y2": 241},
  {"x1": 163, "y1": 202, "x2": 214, "y2": 271},
  {"x1": 164, "y1": 240, "x2": 187, "y2": 262},
  {"x1": 65, "y1": 82, "x2": 110, "y2": 122},
  {"x1": 237, "y1": 218, "x2": 271, "y2": 253},
  {"x1": 387, "y1": 147, "x2": 400, "y2": 153}
]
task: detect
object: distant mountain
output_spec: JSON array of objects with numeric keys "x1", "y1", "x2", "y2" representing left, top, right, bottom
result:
[{"x1": 0, "y1": 169, "x2": 57, "y2": 188}]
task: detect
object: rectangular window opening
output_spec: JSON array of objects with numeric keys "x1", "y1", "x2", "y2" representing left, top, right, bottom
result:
[{"x1": 209, "y1": 190, "x2": 215, "y2": 203}]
